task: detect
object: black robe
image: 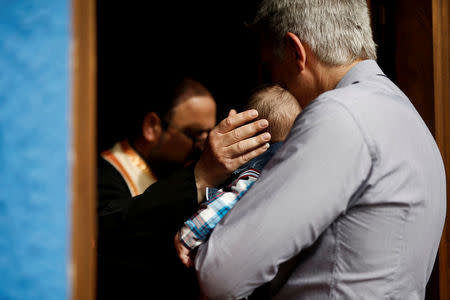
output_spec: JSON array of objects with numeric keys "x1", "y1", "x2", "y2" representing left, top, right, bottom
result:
[{"x1": 96, "y1": 157, "x2": 200, "y2": 299}]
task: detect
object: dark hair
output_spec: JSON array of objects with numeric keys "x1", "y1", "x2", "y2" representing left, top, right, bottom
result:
[{"x1": 125, "y1": 74, "x2": 212, "y2": 140}]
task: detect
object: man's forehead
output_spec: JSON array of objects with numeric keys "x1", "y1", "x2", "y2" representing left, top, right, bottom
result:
[
  {"x1": 170, "y1": 96, "x2": 216, "y2": 129},
  {"x1": 172, "y1": 96, "x2": 216, "y2": 115}
]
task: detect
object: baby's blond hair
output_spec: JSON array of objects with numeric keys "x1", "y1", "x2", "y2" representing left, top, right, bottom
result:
[{"x1": 246, "y1": 84, "x2": 301, "y2": 142}]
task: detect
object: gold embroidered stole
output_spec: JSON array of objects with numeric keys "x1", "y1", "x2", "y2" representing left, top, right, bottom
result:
[{"x1": 101, "y1": 140, "x2": 157, "y2": 197}]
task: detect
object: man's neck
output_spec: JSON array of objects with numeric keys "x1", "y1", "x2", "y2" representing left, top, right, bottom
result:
[
  {"x1": 302, "y1": 59, "x2": 362, "y2": 108},
  {"x1": 321, "y1": 60, "x2": 361, "y2": 90},
  {"x1": 130, "y1": 136, "x2": 152, "y2": 163},
  {"x1": 130, "y1": 136, "x2": 185, "y2": 180}
]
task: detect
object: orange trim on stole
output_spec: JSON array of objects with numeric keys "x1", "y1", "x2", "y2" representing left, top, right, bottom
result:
[
  {"x1": 119, "y1": 140, "x2": 156, "y2": 179},
  {"x1": 102, "y1": 150, "x2": 139, "y2": 196}
]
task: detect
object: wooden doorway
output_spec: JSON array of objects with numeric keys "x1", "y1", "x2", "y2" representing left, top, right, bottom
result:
[
  {"x1": 369, "y1": 0, "x2": 449, "y2": 298},
  {"x1": 71, "y1": 0, "x2": 97, "y2": 299}
]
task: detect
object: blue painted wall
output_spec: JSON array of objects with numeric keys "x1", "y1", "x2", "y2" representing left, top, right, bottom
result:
[{"x1": 0, "y1": 1, "x2": 70, "y2": 299}]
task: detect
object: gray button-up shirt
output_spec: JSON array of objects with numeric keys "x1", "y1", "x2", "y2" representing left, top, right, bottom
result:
[{"x1": 195, "y1": 60, "x2": 446, "y2": 299}]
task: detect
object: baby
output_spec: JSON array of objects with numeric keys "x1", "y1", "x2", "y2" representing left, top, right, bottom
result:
[{"x1": 175, "y1": 84, "x2": 301, "y2": 267}]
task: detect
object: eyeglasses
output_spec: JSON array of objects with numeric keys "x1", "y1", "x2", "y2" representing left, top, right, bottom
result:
[{"x1": 161, "y1": 119, "x2": 211, "y2": 145}]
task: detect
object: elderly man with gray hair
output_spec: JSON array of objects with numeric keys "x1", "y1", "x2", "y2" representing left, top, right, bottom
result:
[{"x1": 194, "y1": 1, "x2": 446, "y2": 299}]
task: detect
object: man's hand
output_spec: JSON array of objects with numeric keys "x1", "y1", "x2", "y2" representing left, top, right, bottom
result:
[
  {"x1": 174, "y1": 231, "x2": 194, "y2": 268},
  {"x1": 194, "y1": 109, "x2": 271, "y2": 201}
]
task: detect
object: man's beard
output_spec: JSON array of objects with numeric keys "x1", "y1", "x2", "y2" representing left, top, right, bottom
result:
[
  {"x1": 149, "y1": 159, "x2": 185, "y2": 180},
  {"x1": 148, "y1": 147, "x2": 203, "y2": 180},
  {"x1": 150, "y1": 150, "x2": 201, "y2": 180},
  {"x1": 183, "y1": 147, "x2": 202, "y2": 167}
]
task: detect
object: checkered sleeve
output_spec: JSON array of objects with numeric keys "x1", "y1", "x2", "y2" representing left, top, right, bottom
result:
[{"x1": 179, "y1": 168, "x2": 261, "y2": 250}]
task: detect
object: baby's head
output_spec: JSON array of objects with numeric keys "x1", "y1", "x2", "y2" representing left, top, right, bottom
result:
[{"x1": 246, "y1": 84, "x2": 301, "y2": 142}]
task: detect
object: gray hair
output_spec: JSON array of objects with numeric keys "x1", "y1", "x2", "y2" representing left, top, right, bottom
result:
[{"x1": 252, "y1": 0, "x2": 377, "y2": 65}]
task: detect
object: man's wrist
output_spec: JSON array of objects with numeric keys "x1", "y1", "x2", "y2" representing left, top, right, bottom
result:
[{"x1": 194, "y1": 162, "x2": 209, "y2": 203}]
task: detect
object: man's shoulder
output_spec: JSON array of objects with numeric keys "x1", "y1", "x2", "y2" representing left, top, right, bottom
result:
[
  {"x1": 316, "y1": 68, "x2": 410, "y2": 116},
  {"x1": 299, "y1": 73, "x2": 416, "y2": 141},
  {"x1": 98, "y1": 155, "x2": 130, "y2": 195},
  {"x1": 98, "y1": 154, "x2": 120, "y2": 177}
]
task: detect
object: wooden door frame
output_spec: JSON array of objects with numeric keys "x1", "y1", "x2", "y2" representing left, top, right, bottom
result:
[
  {"x1": 71, "y1": 0, "x2": 97, "y2": 299},
  {"x1": 433, "y1": 0, "x2": 450, "y2": 298}
]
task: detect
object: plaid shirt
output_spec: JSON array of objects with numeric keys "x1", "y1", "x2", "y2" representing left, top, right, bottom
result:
[
  {"x1": 180, "y1": 169, "x2": 260, "y2": 250},
  {"x1": 179, "y1": 142, "x2": 283, "y2": 251}
]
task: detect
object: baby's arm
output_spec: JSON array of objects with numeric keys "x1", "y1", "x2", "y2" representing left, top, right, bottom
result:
[
  {"x1": 174, "y1": 231, "x2": 195, "y2": 267},
  {"x1": 175, "y1": 169, "x2": 261, "y2": 267}
]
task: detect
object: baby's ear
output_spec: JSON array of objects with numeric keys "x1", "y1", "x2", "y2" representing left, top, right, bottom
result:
[{"x1": 142, "y1": 112, "x2": 162, "y2": 143}]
